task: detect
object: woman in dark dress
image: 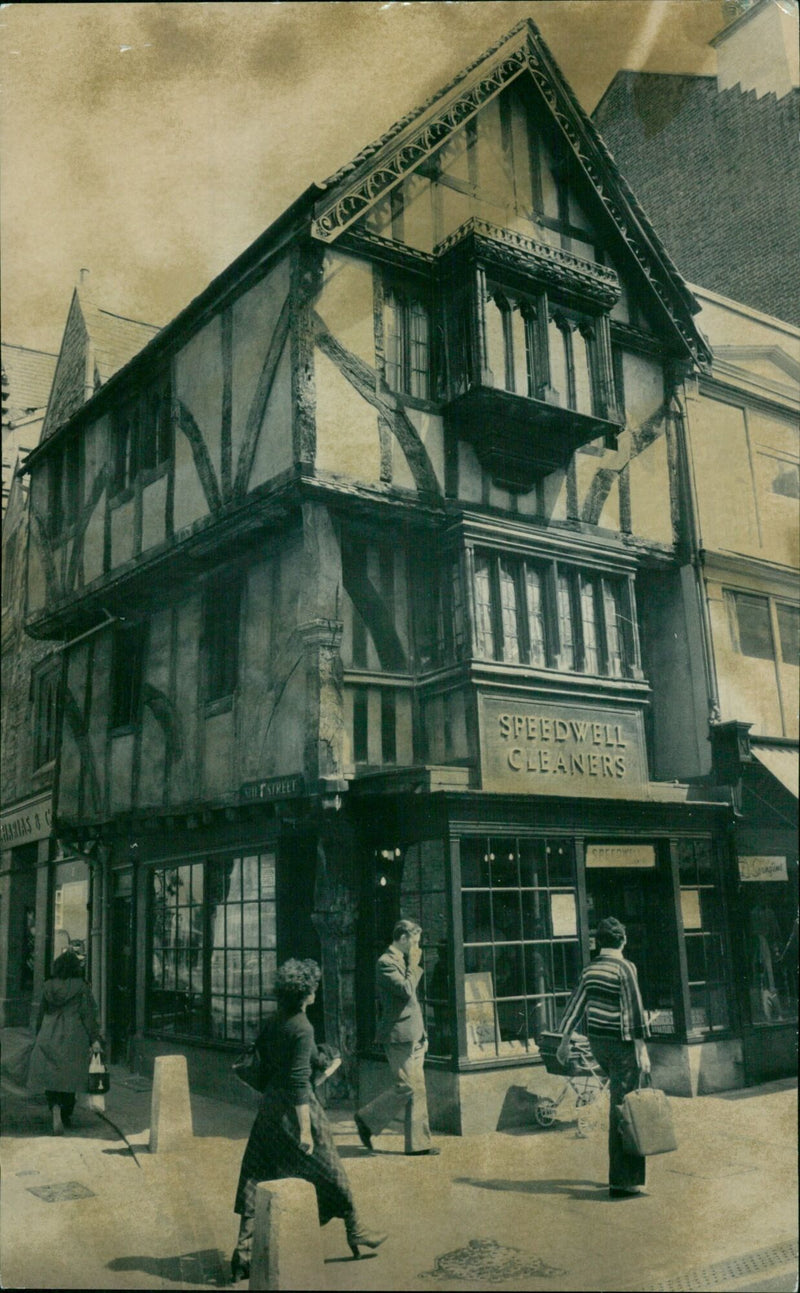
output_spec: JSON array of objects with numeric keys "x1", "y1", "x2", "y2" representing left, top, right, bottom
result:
[{"x1": 231, "y1": 959, "x2": 387, "y2": 1281}]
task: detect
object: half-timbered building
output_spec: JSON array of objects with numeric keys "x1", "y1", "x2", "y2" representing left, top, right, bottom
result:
[{"x1": 22, "y1": 21, "x2": 769, "y2": 1129}]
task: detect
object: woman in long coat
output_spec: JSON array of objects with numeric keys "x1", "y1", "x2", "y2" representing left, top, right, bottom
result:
[
  {"x1": 231, "y1": 958, "x2": 387, "y2": 1281},
  {"x1": 27, "y1": 950, "x2": 103, "y2": 1134}
]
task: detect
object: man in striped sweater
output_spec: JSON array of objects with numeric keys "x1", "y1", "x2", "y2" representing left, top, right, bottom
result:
[{"x1": 556, "y1": 916, "x2": 651, "y2": 1197}]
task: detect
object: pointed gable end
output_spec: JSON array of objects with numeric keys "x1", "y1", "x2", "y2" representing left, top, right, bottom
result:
[{"x1": 311, "y1": 18, "x2": 711, "y2": 367}]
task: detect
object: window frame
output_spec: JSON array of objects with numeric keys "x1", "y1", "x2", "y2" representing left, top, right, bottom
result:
[
  {"x1": 203, "y1": 569, "x2": 243, "y2": 706},
  {"x1": 470, "y1": 547, "x2": 638, "y2": 680},
  {"x1": 110, "y1": 621, "x2": 146, "y2": 732},
  {"x1": 110, "y1": 372, "x2": 173, "y2": 498},
  {"x1": 31, "y1": 663, "x2": 62, "y2": 770},
  {"x1": 382, "y1": 279, "x2": 433, "y2": 402}
]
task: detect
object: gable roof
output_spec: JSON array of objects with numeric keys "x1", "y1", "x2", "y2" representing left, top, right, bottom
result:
[
  {"x1": 1, "y1": 343, "x2": 58, "y2": 424},
  {"x1": 312, "y1": 18, "x2": 711, "y2": 365},
  {"x1": 41, "y1": 287, "x2": 160, "y2": 441}
]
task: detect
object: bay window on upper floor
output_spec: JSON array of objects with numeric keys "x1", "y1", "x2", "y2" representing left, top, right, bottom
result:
[{"x1": 472, "y1": 549, "x2": 641, "y2": 680}]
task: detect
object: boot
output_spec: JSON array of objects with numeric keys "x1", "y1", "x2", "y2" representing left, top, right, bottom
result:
[
  {"x1": 230, "y1": 1253, "x2": 250, "y2": 1283},
  {"x1": 345, "y1": 1213, "x2": 388, "y2": 1259}
]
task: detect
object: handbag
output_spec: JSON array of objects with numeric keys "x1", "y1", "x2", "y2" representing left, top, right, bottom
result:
[
  {"x1": 617, "y1": 1073, "x2": 677, "y2": 1157},
  {"x1": 87, "y1": 1050, "x2": 111, "y2": 1095},
  {"x1": 232, "y1": 1043, "x2": 265, "y2": 1092}
]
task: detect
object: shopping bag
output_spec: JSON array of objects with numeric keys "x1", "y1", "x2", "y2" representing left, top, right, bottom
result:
[
  {"x1": 86, "y1": 1050, "x2": 110, "y2": 1111},
  {"x1": 618, "y1": 1075, "x2": 677, "y2": 1156},
  {"x1": 232, "y1": 1044, "x2": 265, "y2": 1092}
]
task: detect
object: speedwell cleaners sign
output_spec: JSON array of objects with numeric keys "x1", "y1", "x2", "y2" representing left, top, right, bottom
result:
[{"x1": 479, "y1": 696, "x2": 647, "y2": 797}]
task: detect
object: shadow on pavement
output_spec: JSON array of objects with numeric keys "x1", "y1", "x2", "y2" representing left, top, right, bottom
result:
[
  {"x1": 107, "y1": 1249, "x2": 228, "y2": 1286},
  {"x1": 455, "y1": 1175, "x2": 610, "y2": 1201}
]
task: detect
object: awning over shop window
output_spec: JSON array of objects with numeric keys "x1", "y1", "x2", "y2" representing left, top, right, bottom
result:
[{"x1": 751, "y1": 744, "x2": 799, "y2": 800}]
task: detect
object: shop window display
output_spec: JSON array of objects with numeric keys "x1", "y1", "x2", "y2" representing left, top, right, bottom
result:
[
  {"x1": 741, "y1": 883, "x2": 798, "y2": 1026},
  {"x1": 148, "y1": 852, "x2": 277, "y2": 1042},
  {"x1": 460, "y1": 836, "x2": 580, "y2": 1059},
  {"x1": 676, "y1": 839, "x2": 731, "y2": 1034}
]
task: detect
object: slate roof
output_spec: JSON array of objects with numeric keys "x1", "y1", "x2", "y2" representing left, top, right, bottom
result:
[
  {"x1": 1, "y1": 344, "x2": 58, "y2": 423},
  {"x1": 82, "y1": 301, "x2": 160, "y2": 385}
]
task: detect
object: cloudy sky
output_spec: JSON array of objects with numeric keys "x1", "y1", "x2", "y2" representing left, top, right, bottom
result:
[{"x1": 1, "y1": 1, "x2": 726, "y2": 355}]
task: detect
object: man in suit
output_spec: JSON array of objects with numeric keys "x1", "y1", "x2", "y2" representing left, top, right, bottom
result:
[{"x1": 354, "y1": 919, "x2": 440, "y2": 1156}]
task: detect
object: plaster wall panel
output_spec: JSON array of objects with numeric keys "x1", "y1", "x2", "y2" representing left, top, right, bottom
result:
[
  {"x1": 450, "y1": 689, "x2": 469, "y2": 760},
  {"x1": 516, "y1": 487, "x2": 538, "y2": 516},
  {"x1": 396, "y1": 691, "x2": 414, "y2": 765},
  {"x1": 238, "y1": 559, "x2": 277, "y2": 783},
  {"x1": 231, "y1": 259, "x2": 291, "y2": 474},
  {"x1": 82, "y1": 496, "x2": 105, "y2": 586},
  {"x1": 398, "y1": 409, "x2": 445, "y2": 494},
  {"x1": 261, "y1": 659, "x2": 306, "y2": 777},
  {"x1": 393, "y1": 545, "x2": 410, "y2": 658},
  {"x1": 541, "y1": 467, "x2": 568, "y2": 522},
  {"x1": 315, "y1": 349, "x2": 381, "y2": 483},
  {"x1": 628, "y1": 435, "x2": 672, "y2": 545},
  {"x1": 708, "y1": 587, "x2": 783, "y2": 735},
  {"x1": 176, "y1": 317, "x2": 223, "y2": 484},
  {"x1": 458, "y1": 442, "x2": 483, "y2": 503},
  {"x1": 488, "y1": 481, "x2": 515, "y2": 512},
  {"x1": 248, "y1": 345, "x2": 293, "y2": 490},
  {"x1": 172, "y1": 411, "x2": 209, "y2": 533},
  {"x1": 109, "y1": 735, "x2": 135, "y2": 815},
  {"x1": 170, "y1": 596, "x2": 201, "y2": 804},
  {"x1": 58, "y1": 731, "x2": 81, "y2": 818},
  {"x1": 87, "y1": 634, "x2": 111, "y2": 814},
  {"x1": 110, "y1": 498, "x2": 135, "y2": 569},
  {"x1": 317, "y1": 254, "x2": 375, "y2": 366},
  {"x1": 141, "y1": 473, "x2": 168, "y2": 554},
  {"x1": 691, "y1": 397, "x2": 760, "y2": 552},
  {"x1": 622, "y1": 350, "x2": 665, "y2": 431},
  {"x1": 203, "y1": 708, "x2": 233, "y2": 799},
  {"x1": 26, "y1": 544, "x2": 46, "y2": 615},
  {"x1": 576, "y1": 447, "x2": 621, "y2": 533},
  {"x1": 138, "y1": 707, "x2": 166, "y2": 808}
]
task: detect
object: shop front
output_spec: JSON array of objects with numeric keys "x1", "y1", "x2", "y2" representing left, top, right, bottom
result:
[
  {"x1": 0, "y1": 792, "x2": 54, "y2": 1027},
  {"x1": 352, "y1": 786, "x2": 737, "y2": 1135}
]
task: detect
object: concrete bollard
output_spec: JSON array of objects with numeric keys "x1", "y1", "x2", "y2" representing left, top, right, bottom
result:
[
  {"x1": 249, "y1": 1178, "x2": 328, "y2": 1291},
  {"x1": 149, "y1": 1054, "x2": 194, "y2": 1152}
]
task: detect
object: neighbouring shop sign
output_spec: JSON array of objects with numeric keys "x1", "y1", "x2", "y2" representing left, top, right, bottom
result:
[
  {"x1": 1, "y1": 795, "x2": 53, "y2": 846},
  {"x1": 738, "y1": 855, "x2": 788, "y2": 883},
  {"x1": 479, "y1": 695, "x2": 647, "y2": 798},
  {"x1": 586, "y1": 844, "x2": 656, "y2": 869},
  {"x1": 240, "y1": 774, "x2": 305, "y2": 802}
]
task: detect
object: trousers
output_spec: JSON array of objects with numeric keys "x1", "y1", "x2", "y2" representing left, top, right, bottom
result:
[
  {"x1": 590, "y1": 1036, "x2": 646, "y2": 1190},
  {"x1": 356, "y1": 1039, "x2": 432, "y2": 1153}
]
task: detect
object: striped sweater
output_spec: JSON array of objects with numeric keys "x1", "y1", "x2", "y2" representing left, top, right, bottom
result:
[{"x1": 558, "y1": 950, "x2": 650, "y2": 1042}]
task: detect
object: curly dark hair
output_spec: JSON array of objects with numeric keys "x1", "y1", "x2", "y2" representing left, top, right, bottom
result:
[
  {"x1": 274, "y1": 958, "x2": 321, "y2": 1013},
  {"x1": 51, "y1": 950, "x2": 85, "y2": 980}
]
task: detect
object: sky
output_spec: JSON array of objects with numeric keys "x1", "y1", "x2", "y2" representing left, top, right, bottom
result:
[{"x1": 1, "y1": 1, "x2": 727, "y2": 356}]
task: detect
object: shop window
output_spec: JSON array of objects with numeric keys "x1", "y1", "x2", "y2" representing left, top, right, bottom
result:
[
  {"x1": 370, "y1": 839, "x2": 451, "y2": 1057},
  {"x1": 147, "y1": 852, "x2": 277, "y2": 1042},
  {"x1": 383, "y1": 285, "x2": 431, "y2": 400},
  {"x1": 740, "y1": 875, "x2": 798, "y2": 1026},
  {"x1": 204, "y1": 571, "x2": 242, "y2": 703},
  {"x1": 31, "y1": 664, "x2": 61, "y2": 769},
  {"x1": 460, "y1": 836, "x2": 580, "y2": 1060},
  {"x1": 110, "y1": 621, "x2": 146, "y2": 729},
  {"x1": 472, "y1": 549, "x2": 637, "y2": 679},
  {"x1": 112, "y1": 375, "x2": 172, "y2": 495},
  {"x1": 52, "y1": 857, "x2": 89, "y2": 970},
  {"x1": 676, "y1": 840, "x2": 731, "y2": 1034}
]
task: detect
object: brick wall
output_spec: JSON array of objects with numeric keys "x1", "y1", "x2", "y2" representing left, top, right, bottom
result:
[{"x1": 594, "y1": 72, "x2": 800, "y2": 325}]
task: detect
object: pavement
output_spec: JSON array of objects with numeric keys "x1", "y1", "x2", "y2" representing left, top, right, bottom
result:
[{"x1": 1, "y1": 1028, "x2": 797, "y2": 1292}]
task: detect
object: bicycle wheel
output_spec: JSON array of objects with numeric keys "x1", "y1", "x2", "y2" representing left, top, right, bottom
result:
[{"x1": 535, "y1": 1097, "x2": 557, "y2": 1127}]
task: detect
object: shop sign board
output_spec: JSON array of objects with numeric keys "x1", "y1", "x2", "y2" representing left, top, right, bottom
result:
[
  {"x1": 240, "y1": 774, "x2": 305, "y2": 803},
  {"x1": 738, "y1": 855, "x2": 788, "y2": 882},
  {"x1": 586, "y1": 843, "x2": 656, "y2": 869},
  {"x1": 1, "y1": 794, "x2": 53, "y2": 846},
  {"x1": 479, "y1": 695, "x2": 647, "y2": 798}
]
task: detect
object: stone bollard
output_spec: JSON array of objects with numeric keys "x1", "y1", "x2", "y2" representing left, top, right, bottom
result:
[
  {"x1": 149, "y1": 1054, "x2": 194, "y2": 1152},
  {"x1": 249, "y1": 1178, "x2": 328, "y2": 1291}
]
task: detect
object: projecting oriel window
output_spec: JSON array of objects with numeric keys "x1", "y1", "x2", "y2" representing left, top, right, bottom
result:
[{"x1": 472, "y1": 549, "x2": 638, "y2": 680}]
